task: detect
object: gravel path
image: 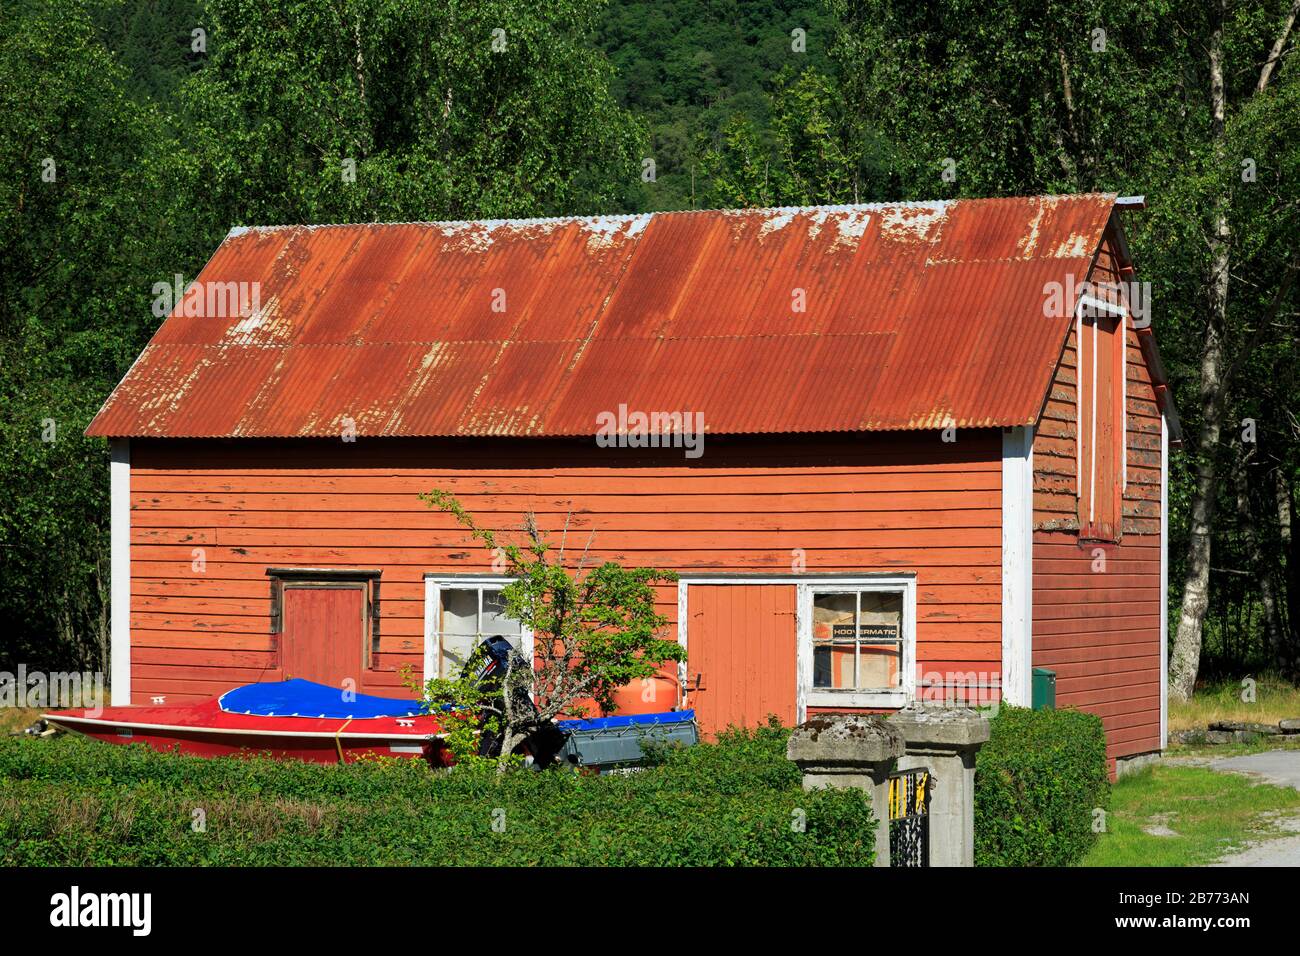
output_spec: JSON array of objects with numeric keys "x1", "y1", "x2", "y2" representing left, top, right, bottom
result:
[{"x1": 1206, "y1": 750, "x2": 1300, "y2": 867}]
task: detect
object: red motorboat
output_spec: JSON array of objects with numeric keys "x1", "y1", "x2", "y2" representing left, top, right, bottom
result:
[{"x1": 43, "y1": 679, "x2": 448, "y2": 766}]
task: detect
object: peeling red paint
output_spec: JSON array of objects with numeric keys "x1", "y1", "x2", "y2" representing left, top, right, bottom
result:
[{"x1": 87, "y1": 194, "x2": 1119, "y2": 439}]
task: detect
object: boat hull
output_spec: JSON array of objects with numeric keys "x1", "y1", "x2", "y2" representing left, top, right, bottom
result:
[{"x1": 44, "y1": 699, "x2": 449, "y2": 766}]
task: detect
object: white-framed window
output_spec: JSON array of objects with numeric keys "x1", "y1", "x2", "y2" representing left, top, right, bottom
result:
[
  {"x1": 799, "y1": 576, "x2": 916, "y2": 710},
  {"x1": 423, "y1": 576, "x2": 533, "y2": 680}
]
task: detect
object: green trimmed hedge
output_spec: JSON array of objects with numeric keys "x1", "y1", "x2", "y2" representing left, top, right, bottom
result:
[
  {"x1": 974, "y1": 706, "x2": 1110, "y2": 866},
  {"x1": 0, "y1": 723, "x2": 874, "y2": 866}
]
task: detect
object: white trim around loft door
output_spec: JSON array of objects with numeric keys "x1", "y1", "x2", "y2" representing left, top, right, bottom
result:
[
  {"x1": 1122, "y1": 312, "x2": 1129, "y2": 491},
  {"x1": 110, "y1": 439, "x2": 131, "y2": 706},
  {"x1": 1076, "y1": 305, "x2": 1083, "y2": 495},
  {"x1": 1001, "y1": 426, "x2": 1034, "y2": 707},
  {"x1": 1076, "y1": 297, "x2": 1131, "y2": 506}
]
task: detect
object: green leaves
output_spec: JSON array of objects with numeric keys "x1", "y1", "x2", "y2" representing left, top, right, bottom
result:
[
  {"x1": 974, "y1": 706, "x2": 1110, "y2": 866},
  {"x1": 0, "y1": 727, "x2": 876, "y2": 866},
  {"x1": 0, "y1": 0, "x2": 647, "y2": 673},
  {"x1": 0, "y1": 0, "x2": 184, "y2": 671},
  {"x1": 827, "y1": 0, "x2": 1187, "y2": 199},
  {"x1": 177, "y1": 0, "x2": 645, "y2": 226},
  {"x1": 422, "y1": 491, "x2": 683, "y2": 765}
]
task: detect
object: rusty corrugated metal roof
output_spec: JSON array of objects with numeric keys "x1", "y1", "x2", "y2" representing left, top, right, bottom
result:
[{"x1": 86, "y1": 194, "x2": 1119, "y2": 439}]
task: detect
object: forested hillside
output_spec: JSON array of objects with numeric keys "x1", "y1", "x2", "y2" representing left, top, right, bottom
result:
[
  {"x1": 1, "y1": 0, "x2": 1297, "y2": 695},
  {"x1": 597, "y1": 0, "x2": 839, "y2": 209}
]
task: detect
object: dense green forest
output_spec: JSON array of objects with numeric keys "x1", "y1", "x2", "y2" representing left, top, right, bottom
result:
[{"x1": 1, "y1": 0, "x2": 1297, "y2": 697}]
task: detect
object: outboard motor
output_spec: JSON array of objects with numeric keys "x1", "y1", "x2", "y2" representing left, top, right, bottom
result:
[{"x1": 469, "y1": 636, "x2": 565, "y2": 766}]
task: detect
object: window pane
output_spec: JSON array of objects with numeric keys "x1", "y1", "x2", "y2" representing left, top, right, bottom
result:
[
  {"x1": 812, "y1": 590, "x2": 904, "y2": 692},
  {"x1": 857, "y1": 591, "x2": 903, "y2": 689},
  {"x1": 440, "y1": 633, "x2": 477, "y2": 677},
  {"x1": 481, "y1": 589, "x2": 522, "y2": 637},
  {"x1": 440, "y1": 588, "x2": 477, "y2": 635},
  {"x1": 438, "y1": 585, "x2": 522, "y2": 676},
  {"x1": 813, "y1": 593, "x2": 857, "y2": 689},
  {"x1": 439, "y1": 588, "x2": 478, "y2": 677}
]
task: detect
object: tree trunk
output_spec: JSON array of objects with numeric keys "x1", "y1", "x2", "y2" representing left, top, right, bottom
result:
[
  {"x1": 1234, "y1": 462, "x2": 1283, "y2": 662},
  {"x1": 1257, "y1": 0, "x2": 1300, "y2": 94},
  {"x1": 1167, "y1": 0, "x2": 1300, "y2": 699},
  {"x1": 1280, "y1": 470, "x2": 1299, "y2": 676},
  {"x1": 1168, "y1": 6, "x2": 1231, "y2": 702},
  {"x1": 496, "y1": 730, "x2": 526, "y2": 772}
]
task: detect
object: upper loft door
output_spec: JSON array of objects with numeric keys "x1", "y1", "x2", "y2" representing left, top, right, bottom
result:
[
  {"x1": 1078, "y1": 309, "x2": 1125, "y2": 541},
  {"x1": 280, "y1": 584, "x2": 367, "y2": 690}
]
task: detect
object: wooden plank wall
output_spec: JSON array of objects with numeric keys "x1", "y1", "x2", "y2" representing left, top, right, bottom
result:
[
  {"x1": 1032, "y1": 235, "x2": 1164, "y2": 769},
  {"x1": 128, "y1": 431, "x2": 1003, "y2": 709}
]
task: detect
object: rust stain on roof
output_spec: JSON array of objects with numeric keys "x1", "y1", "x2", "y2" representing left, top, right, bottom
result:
[{"x1": 87, "y1": 194, "x2": 1120, "y2": 439}]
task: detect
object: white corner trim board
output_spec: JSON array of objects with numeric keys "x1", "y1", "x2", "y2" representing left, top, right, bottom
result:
[
  {"x1": 1160, "y1": 414, "x2": 1169, "y2": 748},
  {"x1": 1001, "y1": 426, "x2": 1034, "y2": 707},
  {"x1": 110, "y1": 439, "x2": 131, "y2": 706}
]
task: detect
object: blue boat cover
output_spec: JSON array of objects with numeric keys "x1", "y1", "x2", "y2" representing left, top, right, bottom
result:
[
  {"x1": 218, "y1": 679, "x2": 426, "y2": 719},
  {"x1": 556, "y1": 710, "x2": 695, "y2": 732}
]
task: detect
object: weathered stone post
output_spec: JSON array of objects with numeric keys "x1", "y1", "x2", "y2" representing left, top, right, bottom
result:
[
  {"x1": 889, "y1": 705, "x2": 990, "y2": 867},
  {"x1": 786, "y1": 714, "x2": 904, "y2": 867}
]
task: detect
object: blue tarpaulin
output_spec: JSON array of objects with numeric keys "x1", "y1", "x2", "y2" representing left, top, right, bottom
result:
[
  {"x1": 556, "y1": 710, "x2": 695, "y2": 732},
  {"x1": 218, "y1": 679, "x2": 426, "y2": 719}
]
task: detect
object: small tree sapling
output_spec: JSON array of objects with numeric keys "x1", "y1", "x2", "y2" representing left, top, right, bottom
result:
[{"x1": 418, "y1": 490, "x2": 684, "y2": 770}]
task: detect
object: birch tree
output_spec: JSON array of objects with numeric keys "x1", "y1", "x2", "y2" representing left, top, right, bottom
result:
[{"x1": 1168, "y1": 0, "x2": 1300, "y2": 699}]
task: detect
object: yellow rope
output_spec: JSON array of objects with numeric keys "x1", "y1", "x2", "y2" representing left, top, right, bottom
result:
[{"x1": 335, "y1": 717, "x2": 353, "y2": 763}]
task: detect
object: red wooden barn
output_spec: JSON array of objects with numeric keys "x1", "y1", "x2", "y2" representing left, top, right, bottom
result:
[{"x1": 87, "y1": 193, "x2": 1180, "y2": 774}]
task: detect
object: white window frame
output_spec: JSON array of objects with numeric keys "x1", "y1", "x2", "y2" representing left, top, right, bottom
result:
[
  {"x1": 422, "y1": 575, "x2": 534, "y2": 681},
  {"x1": 800, "y1": 576, "x2": 916, "y2": 712},
  {"x1": 676, "y1": 574, "x2": 916, "y2": 723}
]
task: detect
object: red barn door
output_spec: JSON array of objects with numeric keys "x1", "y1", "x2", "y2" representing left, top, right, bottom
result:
[
  {"x1": 686, "y1": 584, "x2": 797, "y2": 736},
  {"x1": 281, "y1": 585, "x2": 367, "y2": 690}
]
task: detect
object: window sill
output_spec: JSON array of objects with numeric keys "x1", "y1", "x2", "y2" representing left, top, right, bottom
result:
[{"x1": 807, "y1": 690, "x2": 908, "y2": 709}]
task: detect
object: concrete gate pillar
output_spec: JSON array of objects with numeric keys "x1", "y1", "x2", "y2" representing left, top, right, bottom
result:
[
  {"x1": 889, "y1": 705, "x2": 991, "y2": 867},
  {"x1": 785, "y1": 714, "x2": 904, "y2": 867},
  {"x1": 786, "y1": 707, "x2": 990, "y2": 868}
]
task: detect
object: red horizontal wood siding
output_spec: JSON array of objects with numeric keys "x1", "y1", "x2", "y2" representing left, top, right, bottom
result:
[
  {"x1": 127, "y1": 431, "x2": 1002, "y2": 712},
  {"x1": 1032, "y1": 232, "x2": 1164, "y2": 771}
]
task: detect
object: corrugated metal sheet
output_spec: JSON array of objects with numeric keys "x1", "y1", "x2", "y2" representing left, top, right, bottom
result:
[{"x1": 87, "y1": 194, "x2": 1118, "y2": 438}]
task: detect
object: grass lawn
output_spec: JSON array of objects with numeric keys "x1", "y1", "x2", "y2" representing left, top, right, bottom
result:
[
  {"x1": 1167, "y1": 674, "x2": 1300, "y2": 733},
  {"x1": 1, "y1": 683, "x2": 102, "y2": 736},
  {"x1": 1082, "y1": 763, "x2": 1300, "y2": 866},
  {"x1": 0, "y1": 707, "x2": 45, "y2": 735}
]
